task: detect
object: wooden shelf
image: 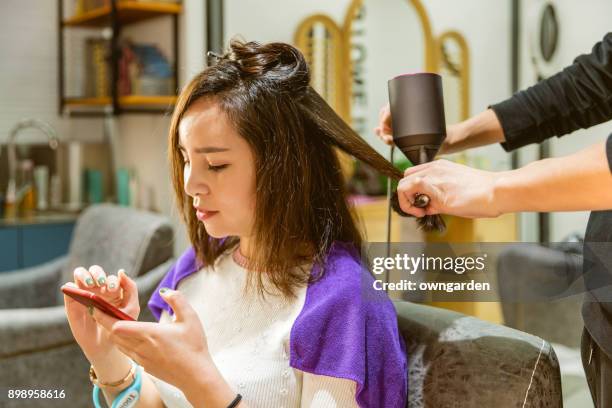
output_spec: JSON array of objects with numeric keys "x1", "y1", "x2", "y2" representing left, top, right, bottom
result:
[
  {"x1": 63, "y1": 1, "x2": 182, "y2": 27},
  {"x1": 59, "y1": 0, "x2": 180, "y2": 115},
  {"x1": 64, "y1": 97, "x2": 110, "y2": 106},
  {"x1": 64, "y1": 95, "x2": 177, "y2": 107}
]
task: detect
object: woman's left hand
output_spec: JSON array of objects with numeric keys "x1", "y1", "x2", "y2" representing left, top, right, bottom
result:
[
  {"x1": 90, "y1": 288, "x2": 215, "y2": 391},
  {"x1": 397, "y1": 159, "x2": 503, "y2": 219}
]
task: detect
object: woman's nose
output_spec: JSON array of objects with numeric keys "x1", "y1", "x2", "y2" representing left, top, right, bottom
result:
[{"x1": 184, "y1": 166, "x2": 211, "y2": 197}]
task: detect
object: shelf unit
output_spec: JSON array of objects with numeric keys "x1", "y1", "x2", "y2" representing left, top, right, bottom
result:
[{"x1": 58, "y1": 0, "x2": 181, "y2": 115}]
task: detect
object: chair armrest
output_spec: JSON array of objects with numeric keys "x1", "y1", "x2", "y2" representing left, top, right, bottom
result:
[
  {"x1": 0, "y1": 305, "x2": 75, "y2": 359},
  {"x1": 0, "y1": 256, "x2": 67, "y2": 309},
  {"x1": 393, "y1": 301, "x2": 562, "y2": 407}
]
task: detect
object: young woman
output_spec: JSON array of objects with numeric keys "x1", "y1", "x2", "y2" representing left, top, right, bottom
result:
[{"x1": 64, "y1": 40, "x2": 408, "y2": 408}]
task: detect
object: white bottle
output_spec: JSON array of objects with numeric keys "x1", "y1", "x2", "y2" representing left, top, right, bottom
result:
[
  {"x1": 67, "y1": 141, "x2": 82, "y2": 210},
  {"x1": 129, "y1": 170, "x2": 139, "y2": 208},
  {"x1": 34, "y1": 166, "x2": 49, "y2": 211},
  {"x1": 50, "y1": 173, "x2": 62, "y2": 209}
]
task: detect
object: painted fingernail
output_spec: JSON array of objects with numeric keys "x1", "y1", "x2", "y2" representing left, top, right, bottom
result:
[
  {"x1": 85, "y1": 278, "x2": 95, "y2": 287},
  {"x1": 159, "y1": 287, "x2": 171, "y2": 297},
  {"x1": 97, "y1": 276, "x2": 106, "y2": 285},
  {"x1": 87, "y1": 306, "x2": 94, "y2": 316},
  {"x1": 108, "y1": 282, "x2": 116, "y2": 289}
]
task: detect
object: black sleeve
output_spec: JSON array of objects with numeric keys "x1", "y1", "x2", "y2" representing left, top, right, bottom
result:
[{"x1": 490, "y1": 32, "x2": 612, "y2": 152}]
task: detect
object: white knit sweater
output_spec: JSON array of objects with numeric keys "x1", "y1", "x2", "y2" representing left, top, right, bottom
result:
[{"x1": 147, "y1": 248, "x2": 358, "y2": 408}]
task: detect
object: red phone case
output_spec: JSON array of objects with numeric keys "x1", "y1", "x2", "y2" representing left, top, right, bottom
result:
[{"x1": 61, "y1": 285, "x2": 135, "y2": 321}]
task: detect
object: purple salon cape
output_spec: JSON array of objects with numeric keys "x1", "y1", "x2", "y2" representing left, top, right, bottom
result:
[{"x1": 148, "y1": 241, "x2": 408, "y2": 407}]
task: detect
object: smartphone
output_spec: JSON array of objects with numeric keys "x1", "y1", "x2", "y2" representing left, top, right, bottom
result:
[{"x1": 61, "y1": 284, "x2": 136, "y2": 321}]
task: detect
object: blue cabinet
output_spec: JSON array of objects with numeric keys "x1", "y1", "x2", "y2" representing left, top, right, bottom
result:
[
  {"x1": 0, "y1": 222, "x2": 75, "y2": 272},
  {"x1": 0, "y1": 228, "x2": 20, "y2": 270}
]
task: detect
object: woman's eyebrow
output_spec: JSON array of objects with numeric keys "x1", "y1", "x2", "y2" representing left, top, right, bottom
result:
[{"x1": 178, "y1": 144, "x2": 230, "y2": 153}]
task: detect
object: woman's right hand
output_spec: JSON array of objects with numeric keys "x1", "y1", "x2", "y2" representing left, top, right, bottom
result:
[{"x1": 62, "y1": 266, "x2": 140, "y2": 364}]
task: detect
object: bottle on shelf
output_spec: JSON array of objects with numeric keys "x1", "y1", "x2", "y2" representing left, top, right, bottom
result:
[
  {"x1": 50, "y1": 173, "x2": 63, "y2": 210},
  {"x1": 34, "y1": 165, "x2": 49, "y2": 211},
  {"x1": 19, "y1": 159, "x2": 36, "y2": 217}
]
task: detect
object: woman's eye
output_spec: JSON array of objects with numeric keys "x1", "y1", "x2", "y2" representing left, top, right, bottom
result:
[{"x1": 208, "y1": 164, "x2": 229, "y2": 172}]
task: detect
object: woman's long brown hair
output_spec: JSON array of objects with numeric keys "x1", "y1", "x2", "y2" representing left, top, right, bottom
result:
[{"x1": 169, "y1": 39, "x2": 415, "y2": 300}]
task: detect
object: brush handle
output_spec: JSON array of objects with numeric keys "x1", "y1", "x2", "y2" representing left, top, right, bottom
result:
[
  {"x1": 390, "y1": 192, "x2": 446, "y2": 232},
  {"x1": 413, "y1": 194, "x2": 430, "y2": 208}
]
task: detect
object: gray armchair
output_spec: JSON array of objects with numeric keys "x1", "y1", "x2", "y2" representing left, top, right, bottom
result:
[
  {"x1": 0, "y1": 204, "x2": 174, "y2": 407},
  {"x1": 497, "y1": 242, "x2": 590, "y2": 406},
  {"x1": 497, "y1": 243, "x2": 584, "y2": 348},
  {"x1": 395, "y1": 301, "x2": 562, "y2": 407}
]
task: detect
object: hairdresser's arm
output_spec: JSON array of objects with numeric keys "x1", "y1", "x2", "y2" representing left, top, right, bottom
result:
[
  {"x1": 447, "y1": 32, "x2": 612, "y2": 154},
  {"x1": 397, "y1": 136, "x2": 612, "y2": 218},
  {"x1": 491, "y1": 32, "x2": 612, "y2": 152}
]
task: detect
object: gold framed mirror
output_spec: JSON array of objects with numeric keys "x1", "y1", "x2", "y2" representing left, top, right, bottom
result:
[{"x1": 294, "y1": 0, "x2": 471, "y2": 179}]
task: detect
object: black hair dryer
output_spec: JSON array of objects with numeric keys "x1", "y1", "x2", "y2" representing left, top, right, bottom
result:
[{"x1": 387, "y1": 72, "x2": 447, "y2": 232}]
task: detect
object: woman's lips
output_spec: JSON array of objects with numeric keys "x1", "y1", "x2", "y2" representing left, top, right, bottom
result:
[{"x1": 196, "y1": 210, "x2": 219, "y2": 221}]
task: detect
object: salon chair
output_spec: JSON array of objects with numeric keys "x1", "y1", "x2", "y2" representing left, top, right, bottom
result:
[
  {"x1": 0, "y1": 204, "x2": 174, "y2": 407},
  {"x1": 394, "y1": 301, "x2": 563, "y2": 407}
]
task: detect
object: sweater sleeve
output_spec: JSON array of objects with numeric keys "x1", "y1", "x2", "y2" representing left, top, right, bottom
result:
[
  {"x1": 300, "y1": 372, "x2": 359, "y2": 407},
  {"x1": 490, "y1": 32, "x2": 612, "y2": 152}
]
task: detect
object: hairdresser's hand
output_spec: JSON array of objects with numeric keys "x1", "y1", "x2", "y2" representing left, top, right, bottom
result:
[
  {"x1": 374, "y1": 104, "x2": 394, "y2": 145},
  {"x1": 397, "y1": 159, "x2": 503, "y2": 218},
  {"x1": 374, "y1": 103, "x2": 461, "y2": 154},
  {"x1": 62, "y1": 267, "x2": 140, "y2": 364},
  {"x1": 90, "y1": 288, "x2": 232, "y2": 402}
]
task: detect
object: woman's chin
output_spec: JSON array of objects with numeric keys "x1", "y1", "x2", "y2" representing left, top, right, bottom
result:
[{"x1": 201, "y1": 222, "x2": 228, "y2": 239}]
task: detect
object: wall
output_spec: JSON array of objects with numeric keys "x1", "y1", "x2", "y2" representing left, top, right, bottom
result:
[
  {"x1": 0, "y1": 0, "x2": 104, "y2": 146},
  {"x1": 225, "y1": 0, "x2": 350, "y2": 44}
]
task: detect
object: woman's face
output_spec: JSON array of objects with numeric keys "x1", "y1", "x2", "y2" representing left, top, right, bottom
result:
[{"x1": 178, "y1": 98, "x2": 257, "y2": 239}]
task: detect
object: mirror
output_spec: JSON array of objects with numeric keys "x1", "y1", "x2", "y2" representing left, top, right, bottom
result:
[
  {"x1": 295, "y1": 0, "x2": 471, "y2": 161},
  {"x1": 345, "y1": 0, "x2": 426, "y2": 155},
  {"x1": 437, "y1": 31, "x2": 470, "y2": 124}
]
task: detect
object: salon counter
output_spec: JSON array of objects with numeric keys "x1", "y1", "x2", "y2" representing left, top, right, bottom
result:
[
  {"x1": 0, "y1": 213, "x2": 77, "y2": 272},
  {"x1": 0, "y1": 212, "x2": 78, "y2": 227}
]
